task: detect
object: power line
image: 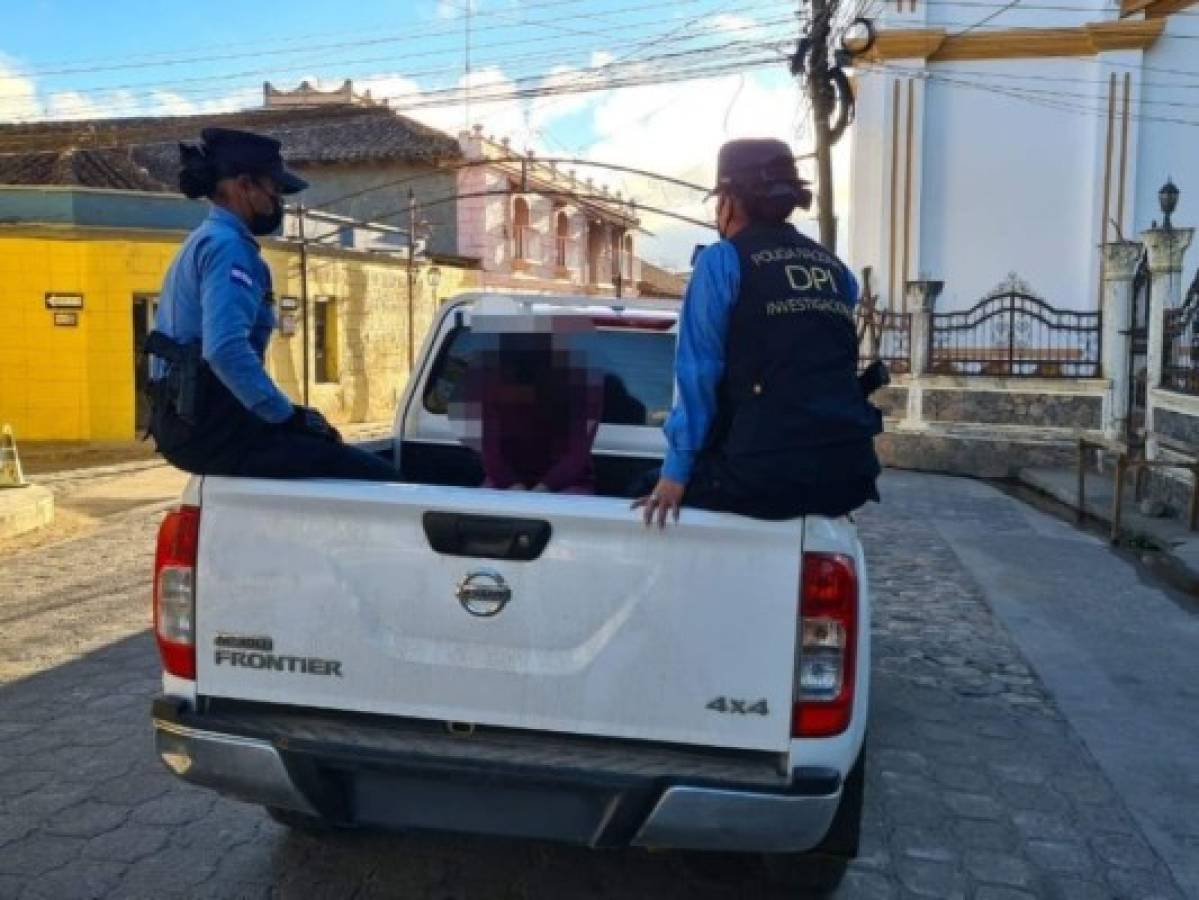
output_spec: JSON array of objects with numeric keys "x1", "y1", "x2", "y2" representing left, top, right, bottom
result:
[
  {"x1": 0, "y1": 37, "x2": 786, "y2": 130},
  {"x1": 953, "y1": 0, "x2": 1024, "y2": 36},
  {"x1": 872, "y1": 65, "x2": 1199, "y2": 91},
  {"x1": 1, "y1": 0, "x2": 709, "y2": 80},
  {"x1": 0, "y1": 3, "x2": 795, "y2": 115},
  {"x1": 73, "y1": 43, "x2": 781, "y2": 130},
  {"x1": 309, "y1": 187, "x2": 714, "y2": 244},
  {"x1": 0, "y1": 42, "x2": 788, "y2": 154},
  {"x1": 395, "y1": 47, "x2": 785, "y2": 111},
  {"x1": 900, "y1": 0, "x2": 1199, "y2": 15},
  {"x1": 853, "y1": 43, "x2": 1199, "y2": 83},
  {"x1": 316, "y1": 154, "x2": 719, "y2": 217},
  {"x1": 864, "y1": 60, "x2": 1199, "y2": 129},
  {"x1": 484, "y1": 0, "x2": 767, "y2": 149},
  {"x1": 16, "y1": 0, "x2": 785, "y2": 96}
]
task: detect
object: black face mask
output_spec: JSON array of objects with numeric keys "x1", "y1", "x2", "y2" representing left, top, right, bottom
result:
[{"x1": 249, "y1": 194, "x2": 284, "y2": 236}]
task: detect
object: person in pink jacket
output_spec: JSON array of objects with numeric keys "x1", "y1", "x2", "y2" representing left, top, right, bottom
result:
[{"x1": 478, "y1": 330, "x2": 602, "y2": 494}]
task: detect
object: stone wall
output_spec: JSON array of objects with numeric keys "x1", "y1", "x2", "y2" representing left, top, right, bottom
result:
[
  {"x1": 262, "y1": 244, "x2": 479, "y2": 425},
  {"x1": 1142, "y1": 389, "x2": 1199, "y2": 513},
  {"x1": 1152, "y1": 407, "x2": 1199, "y2": 447},
  {"x1": 922, "y1": 389, "x2": 1101, "y2": 429},
  {"x1": 877, "y1": 430, "x2": 1080, "y2": 478},
  {"x1": 1142, "y1": 466, "x2": 1194, "y2": 516},
  {"x1": 873, "y1": 374, "x2": 1107, "y2": 479}
]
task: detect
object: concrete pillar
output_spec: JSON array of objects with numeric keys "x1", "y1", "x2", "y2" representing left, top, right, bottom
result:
[
  {"x1": 905, "y1": 279, "x2": 944, "y2": 376},
  {"x1": 1100, "y1": 240, "x2": 1145, "y2": 440},
  {"x1": 1143, "y1": 226, "x2": 1196, "y2": 392},
  {"x1": 902, "y1": 280, "x2": 944, "y2": 430}
]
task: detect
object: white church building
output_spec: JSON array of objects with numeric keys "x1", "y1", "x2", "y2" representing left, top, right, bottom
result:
[{"x1": 848, "y1": 0, "x2": 1199, "y2": 312}]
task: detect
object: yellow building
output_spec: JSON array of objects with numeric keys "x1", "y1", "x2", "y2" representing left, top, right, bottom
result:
[{"x1": 0, "y1": 187, "x2": 478, "y2": 441}]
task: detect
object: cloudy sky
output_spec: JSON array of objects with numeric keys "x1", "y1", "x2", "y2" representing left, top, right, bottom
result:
[{"x1": 0, "y1": 0, "x2": 846, "y2": 267}]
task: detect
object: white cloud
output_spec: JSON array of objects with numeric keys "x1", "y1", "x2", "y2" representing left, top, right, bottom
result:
[
  {"x1": 436, "y1": 0, "x2": 480, "y2": 19},
  {"x1": 708, "y1": 13, "x2": 759, "y2": 34},
  {"x1": 45, "y1": 88, "x2": 139, "y2": 121},
  {"x1": 369, "y1": 66, "x2": 535, "y2": 147},
  {"x1": 578, "y1": 68, "x2": 811, "y2": 268},
  {"x1": 147, "y1": 90, "x2": 196, "y2": 117},
  {"x1": 0, "y1": 57, "x2": 39, "y2": 120},
  {"x1": 206, "y1": 87, "x2": 263, "y2": 114}
]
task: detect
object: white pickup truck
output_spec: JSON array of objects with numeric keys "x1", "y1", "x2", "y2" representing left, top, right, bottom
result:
[{"x1": 150, "y1": 292, "x2": 871, "y2": 873}]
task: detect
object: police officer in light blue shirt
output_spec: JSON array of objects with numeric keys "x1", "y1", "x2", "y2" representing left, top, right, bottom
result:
[
  {"x1": 635, "y1": 139, "x2": 881, "y2": 526},
  {"x1": 146, "y1": 128, "x2": 396, "y2": 480}
]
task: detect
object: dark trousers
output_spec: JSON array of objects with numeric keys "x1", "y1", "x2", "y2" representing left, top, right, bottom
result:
[
  {"x1": 634, "y1": 444, "x2": 879, "y2": 520},
  {"x1": 684, "y1": 453, "x2": 878, "y2": 519},
  {"x1": 150, "y1": 394, "x2": 396, "y2": 482},
  {"x1": 229, "y1": 431, "x2": 397, "y2": 481}
]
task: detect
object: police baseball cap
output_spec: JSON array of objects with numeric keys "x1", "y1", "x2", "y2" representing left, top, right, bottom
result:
[
  {"x1": 200, "y1": 127, "x2": 308, "y2": 194},
  {"x1": 710, "y1": 138, "x2": 811, "y2": 209}
]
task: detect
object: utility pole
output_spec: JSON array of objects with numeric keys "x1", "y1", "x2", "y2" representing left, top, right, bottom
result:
[
  {"x1": 464, "y1": 2, "x2": 473, "y2": 132},
  {"x1": 407, "y1": 188, "x2": 417, "y2": 373},
  {"x1": 806, "y1": 0, "x2": 838, "y2": 253},
  {"x1": 297, "y1": 203, "x2": 311, "y2": 406}
]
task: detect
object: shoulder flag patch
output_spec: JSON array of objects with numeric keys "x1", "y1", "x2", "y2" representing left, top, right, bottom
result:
[{"x1": 230, "y1": 266, "x2": 255, "y2": 289}]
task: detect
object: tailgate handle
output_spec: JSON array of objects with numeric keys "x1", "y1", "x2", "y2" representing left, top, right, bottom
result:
[{"x1": 422, "y1": 512, "x2": 551, "y2": 561}]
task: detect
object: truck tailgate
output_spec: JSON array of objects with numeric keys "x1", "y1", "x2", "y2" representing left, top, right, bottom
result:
[{"x1": 194, "y1": 477, "x2": 802, "y2": 752}]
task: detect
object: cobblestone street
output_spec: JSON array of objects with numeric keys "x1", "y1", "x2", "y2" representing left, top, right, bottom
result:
[{"x1": 0, "y1": 470, "x2": 1193, "y2": 899}]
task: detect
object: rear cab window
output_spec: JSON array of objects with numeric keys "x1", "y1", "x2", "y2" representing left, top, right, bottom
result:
[{"x1": 423, "y1": 322, "x2": 678, "y2": 428}]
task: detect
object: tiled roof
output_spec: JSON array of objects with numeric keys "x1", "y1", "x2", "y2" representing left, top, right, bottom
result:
[
  {"x1": 0, "y1": 105, "x2": 462, "y2": 192},
  {"x1": 0, "y1": 147, "x2": 166, "y2": 191}
]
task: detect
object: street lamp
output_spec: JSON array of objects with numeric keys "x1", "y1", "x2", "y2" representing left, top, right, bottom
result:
[
  {"x1": 1160, "y1": 178, "x2": 1180, "y2": 230},
  {"x1": 426, "y1": 266, "x2": 442, "y2": 304}
]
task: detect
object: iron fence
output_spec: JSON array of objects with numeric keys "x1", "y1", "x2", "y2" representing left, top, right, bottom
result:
[
  {"x1": 929, "y1": 276, "x2": 1101, "y2": 377},
  {"x1": 856, "y1": 307, "x2": 912, "y2": 374},
  {"x1": 1162, "y1": 269, "x2": 1199, "y2": 394}
]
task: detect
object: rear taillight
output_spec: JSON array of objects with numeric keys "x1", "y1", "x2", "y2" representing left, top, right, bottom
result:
[
  {"x1": 793, "y1": 552, "x2": 857, "y2": 738},
  {"x1": 153, "y1": 506, "x2": 199, "y2": 680}
]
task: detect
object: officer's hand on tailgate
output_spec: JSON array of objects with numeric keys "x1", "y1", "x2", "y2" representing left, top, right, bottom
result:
[
  {"x1": 286, "y1": 406, "x2": 342, "y2": 443},
  {"x1": 632, "y1": 477, "x2": 686, "y2": 529}
]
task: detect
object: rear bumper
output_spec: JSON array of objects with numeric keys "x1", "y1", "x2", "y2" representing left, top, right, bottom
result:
[{"x1": 152, "y1": 697, "x2": 842, "y2": 853}]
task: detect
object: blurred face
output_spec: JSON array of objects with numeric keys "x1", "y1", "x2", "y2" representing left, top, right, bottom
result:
[
  {"x1": 223, "y1": 174, "x2": 284, "y2": 235},
  {"x1": 244, "y1": 175, "x2": 284, "y2": 235},
  {"x1": 715, "y1": 191, "x2": 738, "y2": 239}
]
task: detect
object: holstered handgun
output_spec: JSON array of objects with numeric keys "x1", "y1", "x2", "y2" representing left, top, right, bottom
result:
[
  {"x1": 858, "y1": 359, "x2": 890, "y2": 398},
  {"x1": 145, "y1": 331, "x2": 205, "y2": 424}
]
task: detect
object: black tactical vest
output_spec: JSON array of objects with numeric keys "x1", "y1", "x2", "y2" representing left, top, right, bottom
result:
[{"x1": 710, "y1": 223, "x2": 882, "y2": 464}]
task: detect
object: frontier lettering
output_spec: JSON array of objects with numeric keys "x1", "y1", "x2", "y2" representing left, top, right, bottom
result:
[{"x1": 214, "y1": 649, "x2": 344, "y2": 677}]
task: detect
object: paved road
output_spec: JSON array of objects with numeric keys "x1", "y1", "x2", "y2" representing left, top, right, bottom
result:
[{"x1": 0, "y1": 471, "x2": 1191, "y2": 899}]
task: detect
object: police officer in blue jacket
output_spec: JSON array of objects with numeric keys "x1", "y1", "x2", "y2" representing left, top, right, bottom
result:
[
  {"x1": 636, "y1": 139, "x2": 881, "y2": 526},
  {"x1": 146, "y1": 128, "x2": 396, "y2": 480}
]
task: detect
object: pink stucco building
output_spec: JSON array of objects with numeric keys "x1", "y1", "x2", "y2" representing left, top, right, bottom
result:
[{"x1": 456, "y1": 127, "x2": 640, "y2": 298}]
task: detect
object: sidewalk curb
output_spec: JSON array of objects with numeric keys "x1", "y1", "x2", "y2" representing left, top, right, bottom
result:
[
  {"x1": 33, "y1": 459, "x2": 169, "y2": 486},
  {"x1": 1015, "y1": 467, "x2": 1199, "y2": 597},
  {"x1": 0, "y1": 485, "x2": 54, "y2": 539}
]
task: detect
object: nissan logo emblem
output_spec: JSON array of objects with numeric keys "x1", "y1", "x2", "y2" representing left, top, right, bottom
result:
[{"x1": 456, "y1": 570, "x2": 512, "y2": 617}]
